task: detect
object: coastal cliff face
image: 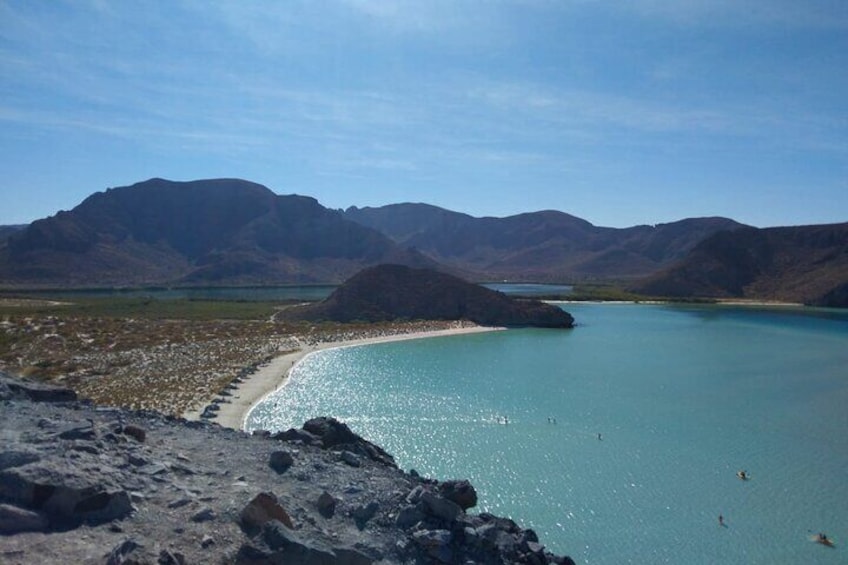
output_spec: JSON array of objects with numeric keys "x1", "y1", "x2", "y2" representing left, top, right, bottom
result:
[
  {"x1": 0, "y1": 372, "x2": 575, "y2": 564},
  {"x1": 280, "y1": 264, "x2": 575, "y2": 328}
]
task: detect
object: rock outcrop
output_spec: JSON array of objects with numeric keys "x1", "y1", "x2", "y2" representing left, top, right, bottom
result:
[
  {"x1": 0, "y1": 372, "x2": 575, "y2": 564},
  {"x1": 280, "y1": 264, "x2": 575, "y2": 328}
]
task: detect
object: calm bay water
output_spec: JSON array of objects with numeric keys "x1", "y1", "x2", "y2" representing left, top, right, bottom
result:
[{"x1": 247, "y1": 303, "x2": 848, "y2": 564}]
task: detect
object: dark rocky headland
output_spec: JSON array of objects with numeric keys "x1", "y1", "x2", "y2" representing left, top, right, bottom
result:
[
  {"x1": 1, "y1": 372, "x2": 576, "y2": 564},
  {"x1": 280, "y1": 265, "x2": 574, "y2": 329}
]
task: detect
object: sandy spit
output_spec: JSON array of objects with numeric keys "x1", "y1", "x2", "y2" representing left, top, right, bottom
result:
[{"x1": 205, "y1": 325, "x2": 504, "y2": 431}]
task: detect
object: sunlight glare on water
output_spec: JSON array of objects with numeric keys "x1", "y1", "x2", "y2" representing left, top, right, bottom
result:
[{"x1": 246, "y1": 303, "x2": 848, "y2": 564}]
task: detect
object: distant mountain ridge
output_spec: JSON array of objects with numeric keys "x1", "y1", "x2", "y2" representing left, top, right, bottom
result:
[
  {"x1": 2, "y1": 178, "x2": 845, "y2": 307},
  {"x1": 344, "y1": 203, "x2": 746, "y2": 281},
  {"x1": 0, "y1": 178, "x2": 433, "y2": 286},
  {"x1": 630, "y1": 223, "x2": 848, "y2": 306}
]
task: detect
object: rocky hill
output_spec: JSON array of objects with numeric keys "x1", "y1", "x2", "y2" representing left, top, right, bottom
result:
[
  {"x1": 280, "y1": 264, "x2": 574, "y2": 328},
  {"x1": 344, "y1": 203, "x2": 745, "y2": 281},
  {"x1": 630, "y1": 223, "x2": 848, "y2": 306},
  {"x1": 0, "y1": 179, "x2": 433, "y2": 287},
  {"x1": 0, "y1": 372, "x2": 574, "y2": 564}
]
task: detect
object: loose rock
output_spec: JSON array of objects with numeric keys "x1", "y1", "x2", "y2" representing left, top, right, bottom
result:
[
  {"x1": 240, "y1": 491, "x2": 294, "y2": 533},
  {"x1": 269, "y1": 450, "x2": 294, "y2": 474},
  {"x1": 316, "y1": 491, "x2": 337, "y2": 519}
]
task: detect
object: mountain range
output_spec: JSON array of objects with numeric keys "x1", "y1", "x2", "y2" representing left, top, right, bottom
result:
[
  {"x1": 1, "y1": 178, "x2": 846, "y2": 306},
  {"x1": 343, "y1": 204, "x2": 744, "y2": 281},
  {"x1": 0, "y1": 179, "x2": 433, "y2": 287}
]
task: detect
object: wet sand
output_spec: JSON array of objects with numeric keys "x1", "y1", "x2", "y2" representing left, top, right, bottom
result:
[{"x1": 210, "y1": 325, "x2": 504, "y2": 431}]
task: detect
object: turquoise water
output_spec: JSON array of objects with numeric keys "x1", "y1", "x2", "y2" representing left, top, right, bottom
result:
[{"x1": 247, "y1": 303, "x2": 848, "y2": 564}]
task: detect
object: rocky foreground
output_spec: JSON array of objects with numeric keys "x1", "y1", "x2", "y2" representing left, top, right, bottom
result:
[{"x1": 1, "y1": 372, "x2": 575, "y2": 564}]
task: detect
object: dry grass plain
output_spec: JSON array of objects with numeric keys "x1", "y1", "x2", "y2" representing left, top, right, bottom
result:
[{"x1": 0, "y1": 296, "x2": 468, "y2": 416}]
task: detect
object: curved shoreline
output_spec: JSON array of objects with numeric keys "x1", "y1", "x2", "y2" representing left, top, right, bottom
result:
[{"x1": 209, "y1": 325, "x2": 504, "y2": 431}]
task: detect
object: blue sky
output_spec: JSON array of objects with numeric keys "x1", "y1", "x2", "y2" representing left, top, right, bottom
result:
[{"x1": 1, "y1": 1, "x2": 846, "y2": 228}]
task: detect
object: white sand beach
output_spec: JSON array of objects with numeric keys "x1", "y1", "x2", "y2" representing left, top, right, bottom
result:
[{"x1": 209, "y1": 325, "x2": 503, "y2": 431}]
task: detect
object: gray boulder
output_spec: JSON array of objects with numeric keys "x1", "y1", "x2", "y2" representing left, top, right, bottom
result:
[
  {"x1": 316, "y1": 491, "x2": 337, "y2": 519},
  {"x1": 262, "y1": 520, "x2": 337, "y2": 564},
  {"x1": 0, "y1": 462, "x2": 132, "y2": 527},
  {"x1": 412, "y1": 529, "x2": 453, "y2": 564},
  {"x1": 394, "y1": 504, "x2": 425, "y2": 530},
  {"x1": 301, "y1": 417, "x2": 396, "y2": 467},
  {"x1": 0, "y1": 449, "x2": 41, "y2": 471},
  {"x1": 240, "y1": 491, "x2": 294, "y2": 534},
  {"x1": 269, "y1": 450, "x2": 294, "y2": 474},
  {"x1": 421, "y1": 491, "x2": 462, "y2": 523},
  {"x1": 0, "y1": 373, "x2": 77, "y2": 403},
  {"x1": 439, "y1": 479, "x2": 477, "y2": 510},
  {"x1": 352, "y1": 501, "x2": 379, "y2": 530},
  {"x1": 340, "y1": 451, "x2": 361, "y2": 467},
  {"x1": 105, "y1": 538, "x2": 149, "y2": 565},
  {"x1": 0, "y1": 502, "x2": 49, "y2": 534}
]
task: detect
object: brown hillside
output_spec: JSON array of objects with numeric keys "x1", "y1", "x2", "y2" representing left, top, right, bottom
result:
[
  {"x1": 0, "y1": 179, "x2": 433, "y2": 287},
  {"x1": 344, "y1": 204, "x2": 745, "y2": 281},
  {"x1": 631, "y1": 223, "x2": 848, "y2": 306}
]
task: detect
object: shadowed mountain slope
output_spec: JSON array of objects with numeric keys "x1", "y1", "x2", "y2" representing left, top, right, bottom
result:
[
  {"x1": 630, "y1": 223, "x2": 848, "y2": 306},
  {"x1": 0, "y1": 179, "x2": 433, "y2": 286},
  {"x1": 344, "y1": 204, "x2": 745, "y2": 281},
  {"x1": 0, "y1": 225, "x2": 27, "y2": 243},
  {"x1": 280, "y1": 264, "x2": 574, "y2": 328}
]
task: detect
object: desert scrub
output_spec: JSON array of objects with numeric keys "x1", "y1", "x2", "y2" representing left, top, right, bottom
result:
[{"x1": 0, "y1": 296, "x2": 477, "y2": 415}]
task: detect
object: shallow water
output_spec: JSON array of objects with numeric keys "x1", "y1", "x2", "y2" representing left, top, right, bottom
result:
[{"x1": 247, "y1": 303, "x2": 848, "y2": 564}]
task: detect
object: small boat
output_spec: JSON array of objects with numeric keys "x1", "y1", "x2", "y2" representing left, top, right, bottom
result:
[{"x1": 736, "y1": 470, "x2": 749, "y2": 480}]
